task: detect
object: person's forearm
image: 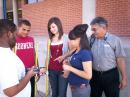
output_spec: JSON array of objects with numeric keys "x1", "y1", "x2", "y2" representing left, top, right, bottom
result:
[
  {"x1": 68, "y1": 66, "x2": 92, "y2": 80},
  {"x1": 117, "y1": 57, "x2": 127, "y2": 79},
  {"x1": 4, "y1": 73, "x2": 32, "y2": 97},
  {"x1": 63, "y1": 48, "x2": 76, "y2": 59}
]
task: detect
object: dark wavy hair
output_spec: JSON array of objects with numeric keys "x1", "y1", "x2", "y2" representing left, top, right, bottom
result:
[
  {"x1": 90, "y1": 16, "x2": 108, "y2": 27},
  {"x1": 69, "y1": 24, "x2": 90, "y2": 50},
  {"x1": 18, "y1": 19, "x2": 31, "y2": 27},
  {"x1": 47, "y1": 17, "x2": 63, "y2": 40}
]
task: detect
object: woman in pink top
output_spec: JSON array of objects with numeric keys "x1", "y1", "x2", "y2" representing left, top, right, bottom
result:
[{"x1": 46, "y1": 17, "x2": 69, "y2": 97}]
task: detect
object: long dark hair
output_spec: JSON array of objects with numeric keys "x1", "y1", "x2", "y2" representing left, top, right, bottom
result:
[
  {"x1": 69, "y1": 24, "x2": 90, "y2": 50},
  {"x1": 47, "y1": 17, "x2": 63, "y2": 40}
]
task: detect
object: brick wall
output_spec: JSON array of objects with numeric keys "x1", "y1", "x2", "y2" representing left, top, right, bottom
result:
[
  {"x1": 22, "y1": 0, "x2": 82, "y2": 35},
  {"x1": 96, "y1": 0, "x2": 130, "y2": 36}
]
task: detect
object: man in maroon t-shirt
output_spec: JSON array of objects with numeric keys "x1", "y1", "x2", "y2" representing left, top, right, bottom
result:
[{"x1": 15, "y1": 19, "x2": 35, "y2": 97}]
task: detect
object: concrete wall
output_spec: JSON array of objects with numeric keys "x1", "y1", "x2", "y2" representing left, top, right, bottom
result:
[{"x1": 82, "y1": 0, "x2": 96, "y2": 37}]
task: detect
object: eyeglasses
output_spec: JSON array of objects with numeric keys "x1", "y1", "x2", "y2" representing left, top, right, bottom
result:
[{"x1": 91, "y1": 28, "x2": 96, "y2": 32}]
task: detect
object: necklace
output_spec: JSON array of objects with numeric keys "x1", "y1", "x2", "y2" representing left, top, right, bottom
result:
[
  {"x1": 50, "y1": 42, "x2": 62, "y2": 58},
  {"x1": 55, "y1": 44, "x2": 60, "y2": 57}
]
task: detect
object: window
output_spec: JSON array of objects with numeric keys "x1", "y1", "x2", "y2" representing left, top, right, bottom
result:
[
  {"x1": 25, "y1": 0, "x2": 44, "y2": 4},
  {"x1": 7, "y1": 9, "x2": 22, "y2": 22},
  {"x1": 28, "y1": 0, "x2": 38, "y2": 4}
]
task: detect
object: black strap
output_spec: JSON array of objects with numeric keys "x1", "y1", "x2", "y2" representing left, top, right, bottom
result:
[
  {"x1": 90, "y1": 34, "x2": 96, "y2": 48},
  {"x1": 90, "y1": 34, "x2": 115, "y2": 52}
]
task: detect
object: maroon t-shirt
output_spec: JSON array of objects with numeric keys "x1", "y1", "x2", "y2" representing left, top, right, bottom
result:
[
  {"x1": 16, "y1": 35, "x2": 35, "y2": 68},
  {"x1": 49, "y1": 44, "x2": 63, "y2": 71}
]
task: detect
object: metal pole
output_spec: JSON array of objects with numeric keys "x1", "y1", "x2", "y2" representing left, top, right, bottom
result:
[
  {"x1": 0, "y1": 0, "x2": 4, "y2": 19},
  {"x1": 12, "y1": 0, "x2": 18, "y2": 26},
  {"x1": 3, "y1": 0, "x2": 7, "y2": 19}
]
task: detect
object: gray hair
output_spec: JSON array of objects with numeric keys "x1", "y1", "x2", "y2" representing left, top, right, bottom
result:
[{"x1": 90, "y1": 17, "x2": 108, "y2": 27}]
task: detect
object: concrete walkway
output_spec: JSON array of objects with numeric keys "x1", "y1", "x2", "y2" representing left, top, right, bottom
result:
[{"x1": 34, "y1": 35, "x2": 130, "y2": 97}]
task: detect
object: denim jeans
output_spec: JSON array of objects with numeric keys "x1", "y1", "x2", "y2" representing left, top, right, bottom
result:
[
  {"x1": 25, "y1": 69, "x2": 35, "y2": 97},
  {"x1": 71, "y1": 84, "x2": 91, "y2": 97},
  {"x1": 49, "y1": 70, "x2": 68, "y2": 97}
]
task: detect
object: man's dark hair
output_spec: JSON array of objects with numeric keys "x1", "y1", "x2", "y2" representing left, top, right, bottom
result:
[
  {"x1": 0, "y1": 19, "x2": 17, "y2": 37},
  {"x1": 18, "y1": 19, "x2": 31, "y2": 27},
  {"x1": 90, "y1": 16, "x2": 108, "y2": 27}
]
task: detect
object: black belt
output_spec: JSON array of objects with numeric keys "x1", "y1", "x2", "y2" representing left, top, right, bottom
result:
[
  {"x1": 70, "y1": 84, "x2": 88, "y2": 91},
  {"x1": 93, "y1": 67, "x2": 117, "y2": 75}
]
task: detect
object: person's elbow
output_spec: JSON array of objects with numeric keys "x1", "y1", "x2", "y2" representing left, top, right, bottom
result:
[
  {"x1": 4, "y1": 90, "x2": 16, "y2": 97},
  {"x1": 87, "y1": 74, "x2": 92, "y2": 80},
  {"x1": 85, "y1": 72, "x2": 92, "y2": 80},
  {"x1": 4, "y1": 85, "x2": 19, "y2": 97}
]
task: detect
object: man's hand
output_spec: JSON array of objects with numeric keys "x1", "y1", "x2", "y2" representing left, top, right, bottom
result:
[
  {"x1": 27, "y1": 66, "x2": 38, "y2": 77},
  {"x1": 117, "y1": 57, "x2": 128, "y2": 89},
  {"x1": 39, "y1": 68, "x2": 47, "y2": 76},
  {"x1": 119, "y1": 78, "x2": 128, "y2": 89}
]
